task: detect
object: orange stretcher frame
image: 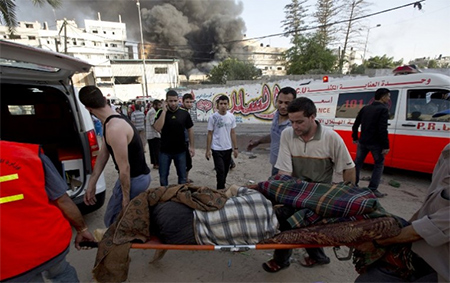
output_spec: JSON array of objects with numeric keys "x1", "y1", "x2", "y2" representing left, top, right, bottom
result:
[{"x1": 130, "y1": 236, "x2": 326, "y2": 252}]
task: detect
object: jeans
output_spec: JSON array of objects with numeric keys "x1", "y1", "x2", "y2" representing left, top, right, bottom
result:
[
  {"x1": 212, "y1": 149, "x2": 232, "y2": 190},
  {"x1": 159, "y1": 151, "x2": 187, "y2": 186},
  {"x1": 148, "y1": 138, "x2": 161, "y2": 166},
  {"x1": 4, "y1": 248, "x2": 79, "y2": 282},
  {"x1": 271, "y1": 165, "x2": 278, "y2": 177},
  {"x1": 104, "y1": 173, "x2": 151, "y2": 227},
  {"x1": 354, "y1": 143, "x2": 385, "y2": 190}
]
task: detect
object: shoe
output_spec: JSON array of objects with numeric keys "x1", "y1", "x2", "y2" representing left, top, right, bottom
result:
[
  {"x1": 230, "y1": 163, "x2": 236, "y2": 170},
  {"x1": 262, "y1": 259, "x2": 290, "y2": 273},
  {"x1": 298, "y1": 254, "x2": 330, "y2": 268},
  {"x1": 187, "y1": 179, "x2": 194, "y2": 183},
  {"x1": 372, "y1": 189, "x2": 387, "y2": 198}
]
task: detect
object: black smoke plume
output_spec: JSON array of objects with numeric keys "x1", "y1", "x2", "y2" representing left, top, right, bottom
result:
[{"x1": 16, "y1": 0, "x2": 246, "y2": 75}]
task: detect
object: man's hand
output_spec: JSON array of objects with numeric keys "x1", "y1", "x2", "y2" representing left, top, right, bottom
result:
[
  {"x1": 247, "y1": 139, "x2": 260, "y2": 151},
  {"x1": 382, "y1": 149, "x2": 390, "y2": 155},
  {"x1": 74, "y1": 229, "x2": 96, "y2": 250},
  {"x1": 352, "y1": 241, "x2": 377, "y2": 253},
  {"x1": 189, "y1": 147, "x2": 195, "y2": 157},
  {"x1": 122, "y1": 196, "x2": 130, "y2": 209},
  {"x1": 233, "y1": 148, "x2": 239, "y2": 158},
  {"x1": 205, "y1": 150, "x2": 211, "y2": 160},
  {"x1": 83, "y1": 185, "x2": 97, "y2": 206}
]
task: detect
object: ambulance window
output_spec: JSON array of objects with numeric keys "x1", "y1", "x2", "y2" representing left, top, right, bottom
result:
[
  {"x1": 407, "y1": 89, "x2": 450, "y2": 122},
  {"x1": 336, "y1": 91, "x2": 398, "y2": 119}
]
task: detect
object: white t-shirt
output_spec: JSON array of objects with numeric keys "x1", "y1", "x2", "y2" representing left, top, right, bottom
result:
[{"x1": 207, "y1": 111, "x2": 236, "y2": 150}]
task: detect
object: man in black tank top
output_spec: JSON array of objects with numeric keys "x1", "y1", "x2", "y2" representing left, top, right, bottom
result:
[{"x1": 79, "y1": 86, "x2": 151, "y2": 227}]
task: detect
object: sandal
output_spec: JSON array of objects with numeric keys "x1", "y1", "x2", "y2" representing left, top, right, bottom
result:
[
  {"x1": 262, "y1": 259, "x2": 290, "y2": 273},
  {"x1": 298, "y1": 254, "x2": 330, "y2": 268}
]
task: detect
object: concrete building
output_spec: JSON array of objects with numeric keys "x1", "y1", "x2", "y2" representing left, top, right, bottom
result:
[
  {"x1": 0, "y1": 18, "x2": 180, "y2": 100},
  {"x1": 241, "y1": 39, "x2": 287, "y2": 76}
]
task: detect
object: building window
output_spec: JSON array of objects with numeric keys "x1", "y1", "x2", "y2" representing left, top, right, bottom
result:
[
  {"x1": 112, "y1": 31, "x2": 115, "y2": 35},
  {"x1": 103, "y1": 31, "x2": 107, "y2": 34},
  {"x1": 4, "y1": 35, "x2": 8, "y2": 39},
  {"x1": 81, "y1": 42, "x2": 85, "y2": 46},
  {"x1": 115, "y1": 76, "x2": 140, "y2": 84},
  {"x1": 92, "y1": 30, "x2": 98, "y2": 34},
  {"x1": 277, "y1": 67, "x2": 283, "y2": 70},
  {"x1": 25, "y1": 24, "x2": 34, "y2": 28},
  {"x1": 28, "y1": 36, "x2": 36, "y2": 40},
  {"x1": 9, "y1": 34, "x2": 21, "y2": 39},
  {"x1": 105, "y1": 43, "x2": 109, "y2": 47},
  {"x1": 111, "y1": 43, "x2": 117, "y2": 47},
  {"x1": 155, "y1": 67, "x2": 168, "y2": 74}
]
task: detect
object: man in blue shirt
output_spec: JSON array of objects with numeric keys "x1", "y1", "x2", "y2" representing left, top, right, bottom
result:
[{"x1": 247, "y1": 86, "x2": 296, "y2": 176}]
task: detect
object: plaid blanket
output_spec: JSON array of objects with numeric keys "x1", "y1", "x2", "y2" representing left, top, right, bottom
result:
[
  {"x1": 194, "y1": 187, "x2": 279, "y2": 245},
  {"x1": 255, "y1": 175, "x2": 388, "y2": 228}
]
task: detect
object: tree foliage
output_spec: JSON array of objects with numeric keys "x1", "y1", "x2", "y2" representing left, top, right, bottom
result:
[
  {"x1": 337, "y1": 0, "x2": 370, "y2": 72},
  {"x1": 313, "y1": 0, "x2": 341, "y2": 48},
  {"x1": 365, "y1": 55, "x2": 403, "y2": 69},
  {"x1": 281, "y1": 0, "x2": 309, "y2": 43},
  {"x1": 284, "y1": 33, "x2": 337, "y2": 75},
  {"x1": 207, "y1": 58, "x2": 261, "y2": 84}
]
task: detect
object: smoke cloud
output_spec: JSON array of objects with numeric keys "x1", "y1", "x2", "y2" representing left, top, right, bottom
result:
[{"x1": 16, "y1": 0, "x2": 247, "y2": 74}]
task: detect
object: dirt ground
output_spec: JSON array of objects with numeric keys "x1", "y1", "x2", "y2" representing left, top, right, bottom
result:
[{"x1": 67, "y1": 146, "x2": 431, "y2": 283}]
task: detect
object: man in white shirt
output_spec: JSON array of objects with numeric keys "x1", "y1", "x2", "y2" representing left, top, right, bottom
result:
[{"x1": 205, "y1": 95, "x2": 239, "y2": 190}]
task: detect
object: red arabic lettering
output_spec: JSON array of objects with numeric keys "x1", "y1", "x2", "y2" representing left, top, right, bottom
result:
[
  {"x1": 230, "y1": 85, "x2": 271, "y2": 115},
  {"x1": 196, "y1": 99, "x2": 213, "y2": 112}
]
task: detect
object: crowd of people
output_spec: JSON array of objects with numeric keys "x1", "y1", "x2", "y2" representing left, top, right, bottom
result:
[{"x1": 1, "y1": 85, "x2": 448, "y2": 282}]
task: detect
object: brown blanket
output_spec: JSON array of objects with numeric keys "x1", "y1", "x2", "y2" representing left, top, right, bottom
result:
[
  {"x1": 260, "y1": 216, "x2": 402, "y2": 246},
  {"x1": 92, "y1": 184, "x2": 227, "y2": 283}
]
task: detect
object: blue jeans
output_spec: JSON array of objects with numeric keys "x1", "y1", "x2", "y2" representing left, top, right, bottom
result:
[
  {"x1": 4, "y1": 248, "x2": 79, "y2": 282},
  {"x1": 104, "y1": 173, "x2": 151, "y2": 227},
  {"x1": 159, "y1": 151, "x2": 187, "y2": 186},
  {"x1": 354, "y1": 143, "x2": 385, "y2": 190}
]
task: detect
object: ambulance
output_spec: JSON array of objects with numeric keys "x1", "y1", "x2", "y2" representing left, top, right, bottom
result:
[{"x1": 295, "y1": 69, "x2": 450, "y2": 174}]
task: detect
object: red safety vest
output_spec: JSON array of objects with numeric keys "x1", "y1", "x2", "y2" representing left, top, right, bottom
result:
[{"x1": 0, "y1": 141, "x2": 72, "y2": 280}]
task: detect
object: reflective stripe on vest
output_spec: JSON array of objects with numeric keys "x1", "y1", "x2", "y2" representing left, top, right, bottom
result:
[{"x1": 0, "y1": 141, "x2": 72, "y2": 280}]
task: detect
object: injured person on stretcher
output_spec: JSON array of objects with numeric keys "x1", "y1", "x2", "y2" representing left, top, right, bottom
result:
[{"x1": 91, "y1": 175, "x2": 402, "y2": 282}]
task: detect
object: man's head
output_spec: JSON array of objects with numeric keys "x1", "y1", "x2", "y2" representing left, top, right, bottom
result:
[
  {"x1": 287, "y1": 97, "x2": 317, "y2": 137},
  {"x1": 375, "y1": 88, "x2": 391, "y2": 104},
  {"x1": 79, "y1": 86, "x2": 107, "y2": 110},
  {"x1": 276, "y1": 87, "x2": 296, "y2": 116},
  {"x1": 216, "y1": 95, "x2": 230, "y2": 115},
  {"x1": 182, "y1": 93, "x2": 194, "y2": 110},
  {"x1": 166, "y1": 90, "x2": 179, "y2": 111},
  {"x1": 153, "y1": 99, "x2": 162, "y2": 110}
]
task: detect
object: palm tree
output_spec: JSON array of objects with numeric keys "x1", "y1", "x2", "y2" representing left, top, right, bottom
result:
[{"x1": 0, "y1": 0, "x2": 61, "y2": 32}]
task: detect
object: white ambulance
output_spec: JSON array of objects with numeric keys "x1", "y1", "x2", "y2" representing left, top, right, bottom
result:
[{"x1": 295, "y1": 71, "x2": 450, "y2": 174}]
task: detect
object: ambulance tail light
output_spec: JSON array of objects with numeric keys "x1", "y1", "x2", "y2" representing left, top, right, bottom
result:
[
  {"x1": 323, "y1": 76, "x2": 329, "y2": 83},
  {"x1": 87, "y1": 129, "x2": 99, "y2": 170}
]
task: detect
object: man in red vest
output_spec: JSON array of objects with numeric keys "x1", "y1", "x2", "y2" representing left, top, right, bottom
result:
[{"x1": 0, "y1": 141, "x2": 95, "y2": 282}]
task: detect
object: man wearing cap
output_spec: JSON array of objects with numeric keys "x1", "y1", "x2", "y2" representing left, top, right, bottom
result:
[{"x1": 352, "y1": 88, "x2": 391, "y2": 198}]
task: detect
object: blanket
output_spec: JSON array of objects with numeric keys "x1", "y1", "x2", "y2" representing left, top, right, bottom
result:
[
  {"x1": 254, "y1": 174, "x2": 388, "y2": 228},
  {"x1": 92, "y1": 184, "x2": 227, "y2": 283}
]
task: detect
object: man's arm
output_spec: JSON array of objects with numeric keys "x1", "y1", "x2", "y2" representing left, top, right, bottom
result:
[
  {"x1": 274, "y1": 130, "x2": 293, "y2": 175},
  {"x1": 205, "y1": 130, "x2": 213, "y2": 160},
  {"x1": 84, "y1": 141, "x2": 110, "y2": 206},
  {"x1": 231, "y1": 128, "x2": 238, "y2": 158},
  {"x1": 53, "y1": 194, "x2": 96, "y2": 250},
  {"x1": 106, "y1": 120, "x2": 132, "y2": 208},
  {"x1": 187, "y1": 127, "x2": 195, "y2": 157},
  {"x1": 343, "y1": 167, "x2": 356, "y2": 184},
  {"x1": 153, "y1": 107, "x2": 166, "y2": 133},
  {"x1": 247, "y1": 134, "x2": 271, "y2": 151},
  {"x1": 352, "y1": 110, "x2": 363, "y2": 142}
]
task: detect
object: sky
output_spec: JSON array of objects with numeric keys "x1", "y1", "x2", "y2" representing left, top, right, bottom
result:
[
  {"x1": 240, "y1": 0, "x2": 450, "y2": 63},
  {"x1": 14, "y1": 0, "x2": 450, "y2": 64}
]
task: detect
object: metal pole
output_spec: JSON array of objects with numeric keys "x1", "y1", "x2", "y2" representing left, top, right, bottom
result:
[
  {"x1": 363, "y1": 24, "x2": 381, "y2": 62},
  {"x1": 137, "y1": 0, "x2": 149, "y2": 97}
]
